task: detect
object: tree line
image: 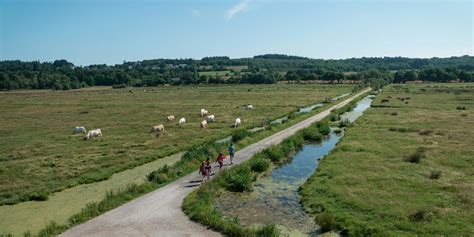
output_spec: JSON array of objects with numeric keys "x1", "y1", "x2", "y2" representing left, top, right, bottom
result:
[{"x1": 0, "y1": 55, "x2": 472, "y2": 90}]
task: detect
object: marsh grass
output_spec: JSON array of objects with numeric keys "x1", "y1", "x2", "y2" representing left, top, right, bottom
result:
[
  {"x1": 429, "y1": 170, "x2": 442, "y2": 179},
  {"x1": 404, "y1": 147, "x2": 427, "y2": 163},
  {"x1": 1, "y1": 84, "x2": 351, "y2": 205},
  {"x1": 250, "y1": 158, "x2": 270, "y2": 172},
  {"x1": 29, "y1": 92, "x2": 348, "y2": 237},
  {"x1": 301, "y1": 83, "x2": 474, "y2": 236}
]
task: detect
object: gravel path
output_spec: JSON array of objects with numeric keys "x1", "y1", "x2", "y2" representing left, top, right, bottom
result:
[{"x1": 60, "y1": 88, "x2": 370, "y2": 237}]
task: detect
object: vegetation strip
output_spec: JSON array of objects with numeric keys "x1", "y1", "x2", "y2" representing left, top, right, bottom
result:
[{"x1": 20, "y1": 89, "x2": 365, "y2": 237}]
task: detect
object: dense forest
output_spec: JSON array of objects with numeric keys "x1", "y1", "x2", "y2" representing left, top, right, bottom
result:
[{"x1": 0, "y1": 55, "x2": 473, "y2": 90}]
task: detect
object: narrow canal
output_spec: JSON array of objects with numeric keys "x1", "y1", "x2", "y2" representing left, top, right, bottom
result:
[{"x1": 215, "y1": 95, "x2": 374, "y2": 236}]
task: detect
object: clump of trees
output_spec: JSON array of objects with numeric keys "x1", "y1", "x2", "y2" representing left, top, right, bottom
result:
[{"x1": 1, "y1": 55, "x2": 472, "y2": 90}]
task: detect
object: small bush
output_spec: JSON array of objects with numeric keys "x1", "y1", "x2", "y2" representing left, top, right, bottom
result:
[
  {"x1": 456, "y1": 106, "x2": 466, "y2": 110},
  {"x1": 37, "y1": 221, "x2": 67, "y2": 237},
  {"x1": 232, "y1": 129, "x2": 251, "y2": 142},
  {"x1": 250, "y1": 158, "x2": 270, "y2": 172},
  {"x1": 338, "y1": 119, "x2": 351, "y2": 128},
  {"x1": 419, "y1": 130, "x2": 433, "y2": 136},
  {"x1": 317, "y1": 212, "x2": 337, "y2": 232},
  {"x1": 255, "y1": 224, "x2": 281, "y2": 237},
  {"x1": 388, "y1": 127, "x2": 416, "y2": 133},
  {"x1": 28, "y1": 191, "x2": 49, "y2": 201},
  {"x1": 333, "y1": 128, "x2": 342, "y2": 134},
  {"x1": 303, "y1": 127, "x2": 323, "y2": 142},
  {"x1": 460, "y1": 113, "x2": 467, "y2": 117},
  {"x1": 409, "y1": 209, "x2": 435, "y2": 222},
  {"x1": 390, "y1": 111, "x2": 398, "y2": 116},
  {"x1": 112, "y1": 84, "x2": 127, "y2": 89},
  {"x1": 429, "y1": 170, "x2": 442, "y2": 179},
  {"x1": 224, "y1": 165, "x2": 255, "y2": 192},
  {"x1": 317, "y1": 122, "x2": 331, "y2": 135},
  {"x1": 263, "y1": 147, "x2": 285, "y2": 163},
  {"x1": 404, "y1": 147, "x2": 426, "y2": 163}
]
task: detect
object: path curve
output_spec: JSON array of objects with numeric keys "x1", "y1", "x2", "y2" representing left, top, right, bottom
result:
[{"x1": 60, "y1": 88, "x2": 370, "y2": 237}]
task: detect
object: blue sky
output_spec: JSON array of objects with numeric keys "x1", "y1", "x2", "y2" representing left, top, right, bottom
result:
[{"x1": 1, "y1": 0, "x2": 472, "y2": 65}]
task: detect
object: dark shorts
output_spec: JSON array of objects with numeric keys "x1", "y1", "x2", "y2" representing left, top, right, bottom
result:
[{"x1": 218, "y1": 161, "x2": 223, "y2": 168}]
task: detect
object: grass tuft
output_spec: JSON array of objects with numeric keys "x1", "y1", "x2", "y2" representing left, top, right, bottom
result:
[
  {"x1": 404, "y1": 147, "x2": 427, "y2": 163},
  {"x1": 250, "y1": 157, "x2": 270, "y2": 173},
  {"x1": 429, "y1": 170, "x2": 442, "y2": 179},
  {"x1": 317, "y1": 212, "x2": 337, "y2": 232}
]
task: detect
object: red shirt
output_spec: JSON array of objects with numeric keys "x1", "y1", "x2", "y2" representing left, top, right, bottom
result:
[{"x1": 216, "y1": 155, "x2": 226, "y2": 163}]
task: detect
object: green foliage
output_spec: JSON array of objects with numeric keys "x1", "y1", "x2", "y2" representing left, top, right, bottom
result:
[
  {"x1": 409, "y1": 209, "x2": 435, "y2": 222},
  {"x1": 232, "y1": 129, "x2": 251, "y2": 142},
  {"x1": 37, "y1": 221, "x2": 67, "y2": 237},
  {"x1": 404, "y1": 147, "x2": 427, "y2": 163},
  {"x1": 456, "y1": 106, "x2": 466, "y2": 110},
  {"x1": 255, "y1": 224, "x2": 281, "y2": 237},
  {"x1": 224, "y1": 165, "x2": 255, "y2": 192},
  {"x1": 429, "y1": 170, "x2": 442, "y2": 179},
  {"x1": 303, "y1": 127, "x2": 323, "y2": 142},
  {"x1": 263, "y1": 147, "x2": 285, "y2": 163},
  {"x1": 250, "y1": 157, "x2": 270, "y2": 172},
  {"x1": 317, "y1": 122, "x2": 331, "y2": 135},
  {"x1": 338, "y1": 119, "x2": 351, "y2": 128},
  {"x1": 317, "y1": 212, "x2": 337, "y2": 232},
  {"x1": 27, "y1": 191, "x2": 49, "y2": 201}
]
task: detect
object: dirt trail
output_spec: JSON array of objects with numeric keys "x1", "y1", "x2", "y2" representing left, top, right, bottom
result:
[{"x1": 60, "y1": 88, "x2": 370, "y2": 237}]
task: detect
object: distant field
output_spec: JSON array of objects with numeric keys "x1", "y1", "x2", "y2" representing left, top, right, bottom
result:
[
  {"x1": 198, "y1": 70, "x2": 232, "y2": 76},
  {"x1": 301, "y1": 83, "x2": 474, "y2": 235},
  {"x1": 0, "y1": 84, "x2": 352, "y2": 205}
]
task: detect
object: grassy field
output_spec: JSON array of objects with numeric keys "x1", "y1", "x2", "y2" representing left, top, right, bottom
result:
[
  {"x1": 300, "y1": 83, "x2": 474, "y2": 235},
  {"x1": 0, "y1": 153, "x2": 181, "y2": 236},
  {"x1": 198, "y1": 70, "x2": 232, "y2": 76},
  {"x1": 0, "y1": 84, "x2": 351, "y2": 205}
]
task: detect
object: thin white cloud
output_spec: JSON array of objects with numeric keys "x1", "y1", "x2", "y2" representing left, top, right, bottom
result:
[{"x1": 227, "y1": 0, "x2": 251, "y2": 19}]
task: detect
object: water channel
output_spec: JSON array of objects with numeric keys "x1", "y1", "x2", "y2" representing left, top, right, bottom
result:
[{"x1": 215, "y1": 95, "x2": 374, "y2": 236}]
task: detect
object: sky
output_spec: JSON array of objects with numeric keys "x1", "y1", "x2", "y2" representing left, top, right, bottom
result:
[{"x1": 0, "y1": 0, "x2": 473, "y2": 65}]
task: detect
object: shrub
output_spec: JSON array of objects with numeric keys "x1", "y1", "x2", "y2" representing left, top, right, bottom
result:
[
  {"x1": 263, "y1": 147, "x2": 285, "y2": 163},
  {"x1": 303, "y1": 127, "x2": 323, "y2": 142},
  {"x1": 409, "y1": 209, "x2": 435, "y2": 222},
  {"x1": 37, "y1": 221, "x2": 67, "y2": 237},
  {"x1": 419, "y1": 130, "x2": 433, "y2": 136},
  {"x1": 28, "y1": 191, "x2": 49, "y2": 201},
  {"x1": 404, "y1": 147, "x2": 426, "y2": 163},
  {"x1": 317, "y1": 211, "x2": 337, "y2": 232},
  {"x1": 255, "y1": 224, "x2": 281, "y2": 237},
  {"x1": 317, "y1": 123, "x2": 331, "y2": 135},
  {"x1": 112, "y1": 84, "x2": 127, "y2": 89},
  {"x1": 333, "y1": 128, "x2": 342, "y2": 134},
  {"x1": 232, "y1": 129, "x2": 251, "y2": 142},
  {"x1": 390, "y1": 111, "x2": 398, "y2": 116},
  {"x1": 429, "y1": 170, "x2": 442, "y2": 179},
  {"x1": 339, "y1": 119, "x2": 351, "y2": 128},
  {"x1": 224, "y1": 165, "x2": 255, "y2": 192},
  {"x1": 250, "y1": 158, "x2": 270, "y2": 172},
  {"x1": 456, "y1": 106, "x2": 466, "y2": 110}
]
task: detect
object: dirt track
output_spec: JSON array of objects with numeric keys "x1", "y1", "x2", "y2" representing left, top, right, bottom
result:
[{"x1": 60, "y1": 88, "x2": 370, "y2": 237}]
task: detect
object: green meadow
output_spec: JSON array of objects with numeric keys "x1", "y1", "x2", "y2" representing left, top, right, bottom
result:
[
  {"x1": 300, "y1": 83, "x2": 474, "y2": 236},
  {"x1": 0, "y1": 84, "x2": 351, "y2": 205}
]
